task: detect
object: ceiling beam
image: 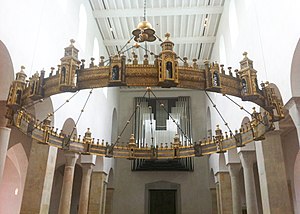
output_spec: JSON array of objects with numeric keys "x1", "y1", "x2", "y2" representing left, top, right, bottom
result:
[
  {"x1": 93, "y1": 6, "x2": 223, "y2": 18},
  {"x1": 103, "y1": 36, "x2": 216, "y2": 46}
]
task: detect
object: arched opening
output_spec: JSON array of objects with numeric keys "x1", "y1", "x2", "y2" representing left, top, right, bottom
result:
[
  {"x1": 105, "y1": 168, "x2": 114, "y2": 214},
  {"x1": 291, "y1": 38, "x2": 300, "y2": 97},
  {"x1": 206, "y1": 107, "x2": 212, "y2": 138},
  {"x1": 0, "y1": 40, "x2": 14, "y2": 100},
  {"x1": 93, "y1": 37, "x2": 100, "y2": 61},
  {"x1": 0, "y1": 40, "x2": 14, "y2": 126},
  {"x1": 280, "y1": 113, "x2": 299, "y2": 213},
  {"x1": 166, "y1": 61, "x2": 173, "y2": 78},
  {"x1": 111, "y1": 108, "x2": 118, "y2": 142},
  {"x1": 241, "y1": 79, "x2": 247, "y2": 94},
  {"x1": 61, "y1": 118, "x2": 77, "y2": 138},
  {"x1": 229, "y1": 0, "x2": 239, "y2": 48},
  {"x1": 213, "y1": 71, "x2": 220, "y2": 87},
  {"x1": 112, "y1": 65, "x2": 119, "y2": 80},
  {"x1": 60, "y1": 67, "x2": 66, "y2": 83},
  {"x1": 78, "y1": 4, "x2": 87, "y2": 50},
  {"x1": 219, "y1": 35, "x2": 227, "y2": 65},
  {"x1": 0, "y1": 143, "x2": 28, "y2": 214}
]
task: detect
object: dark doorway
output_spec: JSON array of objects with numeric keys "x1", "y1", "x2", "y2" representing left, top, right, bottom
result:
[{"x1": 149, "y1": 189, "x2": 176, "y2": 214}]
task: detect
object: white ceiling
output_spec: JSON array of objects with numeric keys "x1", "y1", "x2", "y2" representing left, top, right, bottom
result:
[{"x1": 89, "y1": 0, "x2": 225, "y2": 64}]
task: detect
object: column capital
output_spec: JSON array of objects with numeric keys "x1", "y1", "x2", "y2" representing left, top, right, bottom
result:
[
  {"x1": 81, "y1": 162, "x2": 95, "y2": 173},
  {"x1": 81, "y1": 154, "x2": 96, "y2": 165},
  {"x1": 285, "y1": 96, "x2": 300, "y2": 110},
  {"x1": 264, "y1": 129, "x2": 281, "y2": 137},
  {"x1": 227, "y1": 163, "x2": 241, "y2": 177},
  {"x1": 239, "y1": 151, "x2": 256, "y2": 169},
  {"x1": 64, "y1": 152, "x2": 79, "y2": 166},
  {"x1": 0, "y1": 126, "x2": 11, "y2": 132}
]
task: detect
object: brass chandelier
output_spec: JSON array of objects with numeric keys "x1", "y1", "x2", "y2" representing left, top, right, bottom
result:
[{"x1": 5, "y1": 3, "x2": 285, "y2": 159}]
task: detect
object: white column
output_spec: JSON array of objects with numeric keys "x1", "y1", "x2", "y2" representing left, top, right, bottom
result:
[
  {"x1": 227, "y1": 163, "x2": 242, "y2": 214},
  {"x1": 255, "y1": 130, "x2": 293, "y2": 213},
  {"x1": 58, "y1": 152, "x2": 79, "y2": 214},
  {"x1": 286, "y1": 97, "x2": 300, "y2": 213},
  {"x1": 239, "y1": 151, "x2": 258, "y2": 214},
  {"x1": 287, "y1": 98, "x2": 300, "y2": 145},
  {"x1": 0, "y1": 127, "x2": 11, "y2": 183},
  {"x1": 78, "y1": 163, "x2": 93, "y2": 214},
  {"x1": 216, "y1": 171, "x2": 233, "y2": 214},
  {"x1": 78, "y1": 155, "x2": 96, "y2": 214},
  {"x1": 88, "y1": 171, "x2": 107, "y2": 214}
]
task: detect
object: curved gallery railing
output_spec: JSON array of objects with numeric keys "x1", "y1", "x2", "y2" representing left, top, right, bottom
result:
[{"x1": 5, "y1": 36, "x2": 284, "y2": 159}]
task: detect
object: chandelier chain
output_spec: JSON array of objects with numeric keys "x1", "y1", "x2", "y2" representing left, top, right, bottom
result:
[
  {"x1": 205, "y1": 91, "x2": 234, "y2": 136},
  {"x1": 223, "y1": 94, "x2": 266, "y2": 126},
  {"x1": 69, "y1": 89, "x2": 94, "y2": 138},
  {"x1": 149, "y1": 89, "x2": 192, "y2": 143},
  {"x1": 111, "y1": 89, "x2": 149, "y2": 148},
  {"x1": 143, "y1": 0, "x2": 146, "y2": 21}
]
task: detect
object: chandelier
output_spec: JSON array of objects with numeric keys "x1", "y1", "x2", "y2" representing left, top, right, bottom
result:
[{"x1": 5, "y1": 6, "x2": 285, "y2": 160}]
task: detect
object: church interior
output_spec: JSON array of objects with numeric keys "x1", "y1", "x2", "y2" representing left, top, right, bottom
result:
[{"x1": 1, "y1": 0, "x2": 300, "y2": 213}]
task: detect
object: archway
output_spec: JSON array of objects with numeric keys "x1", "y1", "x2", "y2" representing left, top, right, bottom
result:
[
  {"x1": 111, "y1": 108, "x2": 118, "y2": 142},
  {"x1": 206, "y1": 107, "x2": 212, "y2": 137},
  {"x1": 291, "y1": 38, "x2": 300, "y2": 97},
  {"x1": 0, "y1": 40, "x2": 14, "y2": 101},
  {"x1": 0, "y1": 143, "x2": 28, "y2": 214}
]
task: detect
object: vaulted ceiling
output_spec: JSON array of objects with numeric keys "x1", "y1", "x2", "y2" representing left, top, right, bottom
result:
[{"x1": 89, "y1": 0, "x2": 225, "y2": 64}]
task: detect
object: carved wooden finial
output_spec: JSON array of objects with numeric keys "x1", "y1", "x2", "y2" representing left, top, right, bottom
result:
[
  {"x1": 243, "y1": 52, "x2": 248, "y2": 58},
  {"x1": 165, "y1": 32, "x2": 170, "y2": 39},
  {"x1": 70, "y1": 39, "x2": 75, "y2": 46},
  {"x1": 134, "y1": 43, "x2": 140, "y2": 48}
]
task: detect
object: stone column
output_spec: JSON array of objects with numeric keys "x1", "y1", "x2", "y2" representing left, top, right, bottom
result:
[
  {"x1": 0, "y1": 126, "x2": 11, "y2": 183},
  {"x1": 20, "y1": 142, "x2": 58, "y2": 213},
  {"x1": 210, "y1": 187, "x2": 218, "y2": 214},
  {"x1": 0, "y1": 102, "x2": 10, "y2": 184},
  {"x1": 239, "y1": 151, "x2": 258, "y2": 214},
  {"x1": 227, "y1": 163, "x2": 242, "y2": 214},
  {"x1": 101, "y1": 182, "x2": 108, "y2": 214},
  {"x1": 255, "y1": 130, "x2": 293, "y2": 213},
  {"x1": 78, "y1": 155, "x2": 96, "y2": 214},
  {"x1": 287, "y1": 97, "x2": 300, "y2": 213},
  {"x1": 287, "y1": 97, "x2": 300, "y2": 145},
  {"x1": 58, "y1": 152, "x2": 79, "y2": 214},
  {"x1": 216, "y1": 183, "x2": 221, "y2": 214},
  {"x1": 216, "y1": 171, "x2": 233, "y2": 214},
  {"x1": 105, "y1": 187, "x2": 114, "y2": 214},
  {"x1": 88, "y1": 171, "x2": 107, "y2": 214}
]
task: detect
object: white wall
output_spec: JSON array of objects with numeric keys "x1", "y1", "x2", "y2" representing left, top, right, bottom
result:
[{"x1": 211, "y1": 0, "x2": 300, "y2": 104}]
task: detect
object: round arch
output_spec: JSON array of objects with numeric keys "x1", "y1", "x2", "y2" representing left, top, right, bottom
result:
[
  {"x1": 291, "y1": 38, "x2": 300, "y2": 97},
  {"x1": 0, "y1": 40, "x2": 14, "y2": 100},
  {"x1": 0, "y1": 40, "x2": 14, "y2": 126},
  {"x1": 0, "y1": 143, "x2": 28, "y2": 214},
  {"x1": 111, "y1": 108, "x2": 118, "y2": 142},
  {"x1": 62, "y1": 117, "x2": 77, "y2": 138},
  {"x1": 206, "y1": 107, "x2": 212, "y2": 137}
]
